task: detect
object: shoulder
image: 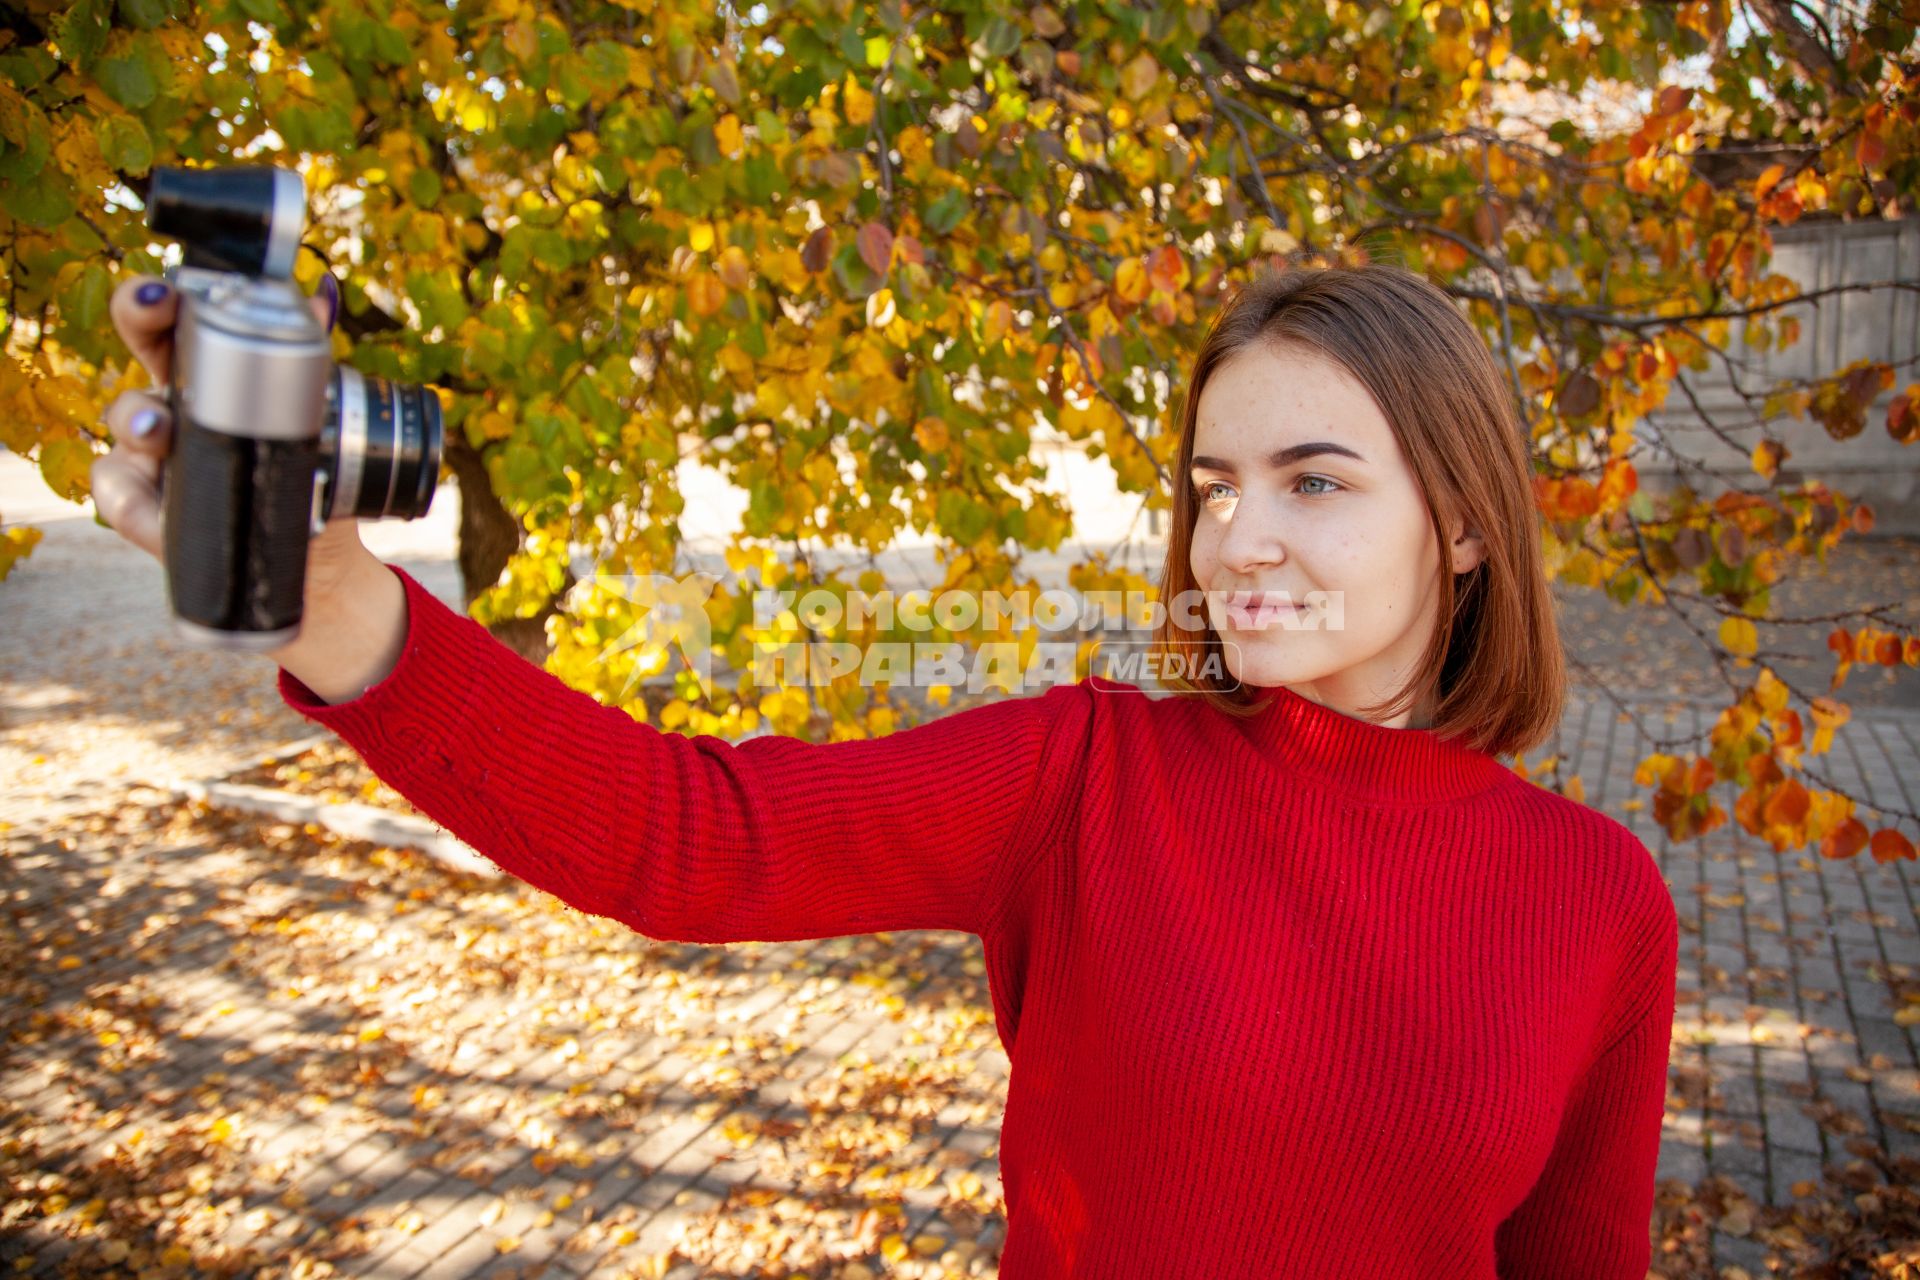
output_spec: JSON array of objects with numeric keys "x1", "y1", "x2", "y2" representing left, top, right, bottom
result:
[{"x1": 1495, "y1": 775, "x2": 1677, "y2": 930}]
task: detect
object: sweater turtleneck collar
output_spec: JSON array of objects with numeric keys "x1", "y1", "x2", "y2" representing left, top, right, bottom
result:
[{"x1": 1236, "y1": 682, "x2": 1512, "y2": 805}]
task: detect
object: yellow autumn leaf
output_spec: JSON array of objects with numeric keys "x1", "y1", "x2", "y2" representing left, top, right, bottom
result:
[
  {"x1": 843, "y1": 78, "x2": 875, "y2": 126},
  {"x1": 1120, "y1": 51, "x2": 1159, "y2": 101},
  {"x1": 1719, "y1": 615, "x2": 1758, "y2": 658}
]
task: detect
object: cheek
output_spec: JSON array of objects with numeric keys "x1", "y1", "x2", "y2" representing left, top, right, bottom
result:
[{"x1": 1188, "y1": 523, "x2": 1219, "y2": 582}]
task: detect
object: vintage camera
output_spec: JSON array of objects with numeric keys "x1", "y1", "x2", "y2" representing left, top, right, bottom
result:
[{"x1": 147, "y1": 164, "x2": 443, "y2": 652}]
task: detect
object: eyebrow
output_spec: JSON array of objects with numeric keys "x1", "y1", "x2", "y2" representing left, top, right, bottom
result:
[{"x1": 1189, "y1": 441, "x2": 1368, "y2": 473}]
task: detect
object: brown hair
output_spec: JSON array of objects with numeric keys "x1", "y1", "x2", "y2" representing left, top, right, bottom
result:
[{"x1": 1150, "y1": 262, "x2": 1564, "y2": 759}]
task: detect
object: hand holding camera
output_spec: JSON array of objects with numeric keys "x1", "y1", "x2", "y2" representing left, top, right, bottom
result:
[{"x1": 91, "y1": 164, "x2": 442, "y2": 700}]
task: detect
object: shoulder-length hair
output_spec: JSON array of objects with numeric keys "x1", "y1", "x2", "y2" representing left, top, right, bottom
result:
[{"x1": 1150, "y1": 262, "x2": 1565, "y2": 759}]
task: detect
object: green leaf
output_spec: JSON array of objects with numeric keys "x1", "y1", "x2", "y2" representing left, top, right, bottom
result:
[
  {"x1": 0, "y1": 107, "x2": 51, "y2": 182},
  {"x1": 752, "y1": 108, "x2": 788, "y2": 146},
  {"x1": 924, "y1": 189, "x2": 968, "y2": 236},
  {"x1": 408, "y1": 166, "x2": 442, "y2": 208},
  {"x1": 52, "y1": 0, "x2": 112, "y2": 68},
  {"x1": 0, "y1": 47, "x2": 60, "y2": 90},
  {"x1": 582, "y1": 40, "x2": 628, "y2": 93},
  {"x1": 117, "y1": 0, "x2": 171, "y2": 29},
  {"x1": 95, "y1": 53, "x2": 158, "y2": 109},
  {"x1": 0, "y1": 170, "x2": 76, "y2": 228},
  {"x1": 63, "y1": 262, "x2": 114, "y2": 333},
  {"x1": 977, "y1": 16, "x2": 1021, "y2": 59},
  {"x1": 236, "y1": 0, "x2": 284, "y2": 24},
  {"x1": 96, "y1": 114, "x2": 152, "y2": 175},
  {"x1": 838, "y1": 26, "x2": 866, "y2": 69},
  {"x1": 864, "y1": 35, "x2": 891, "y2": 68},
  {"x1": 373, "y1": 23, "x2": 408, "y2": 65}
]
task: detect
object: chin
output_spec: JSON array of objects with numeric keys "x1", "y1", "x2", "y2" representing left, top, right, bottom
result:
[{"x1": 1215, "y1": 640, "x2": 1337, "y2": 693}]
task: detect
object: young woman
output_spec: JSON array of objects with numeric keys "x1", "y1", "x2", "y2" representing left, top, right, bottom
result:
[{"x1": 95, "y1": 263, "x2": 1679, "y2": 1278}]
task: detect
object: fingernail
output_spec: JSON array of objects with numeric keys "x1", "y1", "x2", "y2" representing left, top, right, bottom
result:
[
  {"x1": 317, "y1": 273, "x2": 339, "y2": 332},
  {"x1": 136, "y1": 281, "x2": 170, "y2": 307},
  {"x1": 131, "y1": 408, "x2": 163, "y2": 439}
]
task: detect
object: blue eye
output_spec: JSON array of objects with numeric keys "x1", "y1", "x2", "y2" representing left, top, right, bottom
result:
[
  {"x1": 1298, "y1": 475, "x2": 1340, "y2": 496},
  {"x1": 1194, "y1": 480, "x2": 1233, "y2": 505}
]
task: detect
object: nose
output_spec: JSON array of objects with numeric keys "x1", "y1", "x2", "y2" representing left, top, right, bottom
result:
[{"x1": 1211, "y1": 492, "x2": 1287, "y2": 578}]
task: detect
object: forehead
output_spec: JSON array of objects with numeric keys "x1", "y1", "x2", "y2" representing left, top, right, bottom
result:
[{"x1": 1192, "y1": 342, "x2": 1391, "y2": 451}]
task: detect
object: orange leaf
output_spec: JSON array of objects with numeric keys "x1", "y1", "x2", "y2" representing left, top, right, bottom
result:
[
  {"x1": 1762, "y1": 778, "x2": 1810, "y2": 827},
  {"x1": 1146, "y1": 244, "x2": 1187, "y2": 294},
  {"x1": 1857, "y1": 128, "x2": 1888, "y2": 171},
  {"x1": 1596, "y1": 460, "x2": 1637, "y2": 511},
  {"x1": 1557, "y1": 477, "x2": 1599, "y2": 519},
  {"x1": 1821, "y1": 818, "x2": 1868, "y2": 860},
  {"x1": 1773, "y1": 708, "x2": 1803, "y2": 748},
  {"x1": 1869, "y1": 828, "x2": 1916, "y2": 864},
  {"x1": 1809, "y1": 696, "x2": 1850, "y2": 730},
  {"x1": 1888, "y1": 385, "x2": 1920, "y2": 445},
  {"x1": 685, "y1": 271, "x2": 725, "y2": 317}
]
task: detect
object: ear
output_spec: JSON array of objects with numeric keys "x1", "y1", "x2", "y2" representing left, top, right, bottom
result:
[{"x1": 1448, "y1": 518, "x2": 1487, "y2": 576}]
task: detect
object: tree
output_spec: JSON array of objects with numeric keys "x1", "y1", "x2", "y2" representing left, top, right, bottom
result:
[{"x1": 2, "y1": 0, "x2": 1916, "y2": 861}]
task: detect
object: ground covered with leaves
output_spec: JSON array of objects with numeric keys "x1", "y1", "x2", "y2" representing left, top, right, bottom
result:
[{"x1": 2, "y1": 798, "x2": 1009, "y2": 1279}]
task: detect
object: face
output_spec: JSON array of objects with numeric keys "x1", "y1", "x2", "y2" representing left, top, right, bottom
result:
[{"x1": 1185, "y1": 341, "x2": 1484, "y2": 727}]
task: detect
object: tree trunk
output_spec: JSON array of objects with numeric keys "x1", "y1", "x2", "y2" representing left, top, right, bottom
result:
[{"x1": 441, "y1": 432, "x2": 576, "y2": 666}]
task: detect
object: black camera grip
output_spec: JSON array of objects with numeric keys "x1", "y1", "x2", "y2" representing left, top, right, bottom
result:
[{"x1": 162, "y1": 413, "x2": 320, "y2": 641}]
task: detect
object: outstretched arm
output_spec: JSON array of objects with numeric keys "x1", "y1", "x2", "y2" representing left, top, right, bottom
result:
[{"x1": 277, "y1": 562, "x2": 1086, "y2": 944}]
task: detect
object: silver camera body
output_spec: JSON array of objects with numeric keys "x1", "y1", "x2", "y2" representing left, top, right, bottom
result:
[{"x1": 151, "y1": 165, "x2": 442, "y2": 652}]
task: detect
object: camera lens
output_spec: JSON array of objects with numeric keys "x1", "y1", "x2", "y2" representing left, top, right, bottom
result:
[{"x1": 319, "y1": 366, "x2": 443, "y2": 520}]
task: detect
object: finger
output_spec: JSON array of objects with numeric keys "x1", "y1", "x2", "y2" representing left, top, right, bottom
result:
[
  {"x1": 89, "y1": 449, "x2": 164, "y2": 559},
  {"x1": 311, "y1": 270, "x2": 339, "y2": 332},
  {"x1": 109, "y1": 275, "x2": 180, "y2": 388},
  {"x1": 100, "y1": 388, "x2": 173, "y2": 463}
]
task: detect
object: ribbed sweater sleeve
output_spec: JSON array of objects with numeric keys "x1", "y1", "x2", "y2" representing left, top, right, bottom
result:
[
  {"x1": 1493, "y1": 881, "x2": 1681, "y2": 1278},
  {"x1": 274, "y1": 562, "x2": 1080, "y2": 944}
]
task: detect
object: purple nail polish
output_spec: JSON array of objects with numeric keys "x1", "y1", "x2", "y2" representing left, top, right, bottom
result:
[
  {"x1": 130, "y1": 408, "x2": 162, "y2": 438},
  {"x1": 136, "y1": 282, "x2": 170, "y2": 307},
  {"x1": 317, "y1": 273, "x2": 340, "y2": 331}
]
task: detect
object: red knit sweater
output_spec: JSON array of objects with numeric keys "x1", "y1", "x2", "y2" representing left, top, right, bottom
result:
[{"x1": 278, "y1": 563, "x2": 1681, "y2": 1279}]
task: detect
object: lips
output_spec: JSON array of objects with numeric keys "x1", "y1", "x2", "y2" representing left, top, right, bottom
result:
[
  {"x1": 1220, "y1": 590, "x2": 1306, "y2": 630},
  {"x1": 1223, "y1": 591, "x2": 1300, "y2": 610}
]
